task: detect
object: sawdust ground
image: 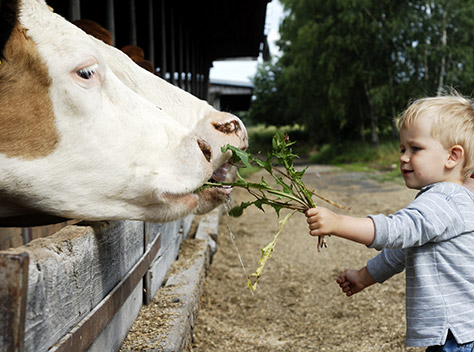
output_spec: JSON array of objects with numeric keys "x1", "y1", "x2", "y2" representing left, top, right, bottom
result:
[{"x1": 192, "y1": 165, "x2": 425, "y2": 352}]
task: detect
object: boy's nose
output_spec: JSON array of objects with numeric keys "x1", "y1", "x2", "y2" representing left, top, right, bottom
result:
[{"x1": 400, "y1": 153, "x2": 409, "y2": 163}]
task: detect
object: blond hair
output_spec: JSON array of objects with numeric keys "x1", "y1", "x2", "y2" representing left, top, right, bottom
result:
[{"x1": 397, "y1": 93, "x2": 474, "y2": 180}]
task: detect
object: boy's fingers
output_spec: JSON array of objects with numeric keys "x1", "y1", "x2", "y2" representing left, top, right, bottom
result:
[
  {"x1": 306, "y1": 215, "x2": 318, "y2": 224},
  {"x1": 336, "y1": 274, "x2": 348, "y2": 284},
  {"x1": 339, "y1": 281, "x2": 351, "y2": 289},
  {"x1": 305, "y1": 207, "x2": 319, "y2": 217},
  {"x1": 341, "y1": 282, "x2": 351, "y2": 289}
]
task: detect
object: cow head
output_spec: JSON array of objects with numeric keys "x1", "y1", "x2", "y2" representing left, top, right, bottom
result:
[{"x1": 0, "y1": 0, "x2": 248, "y2": 226}]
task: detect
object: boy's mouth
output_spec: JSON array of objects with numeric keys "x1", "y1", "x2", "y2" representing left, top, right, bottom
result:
[{"x1": 401, "y1": 169, "x2": 414, "y2": 176}]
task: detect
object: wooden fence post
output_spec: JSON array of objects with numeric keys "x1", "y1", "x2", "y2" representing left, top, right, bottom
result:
[{"x1": 0, "y1": 252, "x2": 29, "y2": 352}]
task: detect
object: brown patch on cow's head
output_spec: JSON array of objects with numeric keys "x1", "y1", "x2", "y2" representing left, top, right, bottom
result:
[{"x1": 0, "y1": 24, "x2": 59, "y2": 159}]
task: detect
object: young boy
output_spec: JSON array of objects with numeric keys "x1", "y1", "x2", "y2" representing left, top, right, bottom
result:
[{"x1": 305, "y1": 94, "x2": 474, "y2": 351}]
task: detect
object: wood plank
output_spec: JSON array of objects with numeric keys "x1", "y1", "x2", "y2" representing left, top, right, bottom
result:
[
  {"x1": 147, "y1": 220, "x2": 181, "y2": 256},
  {"x1": 144, "y1": 220, "x2": 186, "y2": 303},
  {"x1": 144, "y1": 222, "x2": 163, "y2": 249},
  {"x1": 0, "y1": 252, "x2": 29, "y2": 352},
  {"x1": 180, "y1": 215, "x2": 194, "y2": 240},
  {"x1": 50, "y1": 232, "x2": 161, "y2": 352},
  {"x1": 0, "y1": 215, "x2": 199, "y2": 351},
  {"x1": 0, "y1": 228, "x2": 23, "y2": 250},
  {"x1": 88, "y1": 283, "x2": 143, "y2": 352},
  {"x1": 2, "y1": 221, "x2": 144, "y2": 350},
  {"x1": 195, "y1": 208, "x2": 220, "y2": 256},
  {"x1": 146, "y1": 234, "x2": 182, "y2": 302}
]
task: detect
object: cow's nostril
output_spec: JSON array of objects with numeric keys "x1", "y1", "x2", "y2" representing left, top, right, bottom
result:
[
  {"x1": 212, "y1": 120, "x2": 241, "y2": 134},
  {"x1": 197, "y1": 138, "x2": 212, "y2": 162}
]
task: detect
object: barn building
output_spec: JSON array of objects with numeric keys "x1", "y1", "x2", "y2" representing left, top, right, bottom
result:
[{"x1": 46, "y1": 0, "x2": 270, "y2": 103}]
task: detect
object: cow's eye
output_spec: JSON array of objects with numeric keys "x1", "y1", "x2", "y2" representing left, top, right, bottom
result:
[{"x1": 76, "y1": 63, "x2": 99, "y2": 80}]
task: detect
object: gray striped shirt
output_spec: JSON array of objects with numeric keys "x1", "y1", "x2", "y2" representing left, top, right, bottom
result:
[{"x1": 366, "y1": 182, "x2": 474, "y2": 347}]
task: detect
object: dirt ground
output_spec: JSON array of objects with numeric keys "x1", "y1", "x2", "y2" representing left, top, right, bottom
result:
[{"x1": 191, "y1": 165, "x2": 426, "y2": 352}]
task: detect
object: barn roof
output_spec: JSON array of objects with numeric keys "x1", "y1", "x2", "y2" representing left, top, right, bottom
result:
[
  {"x1": 47, "y1": 0, "x2": 271, "y2": 63},
  {"x1": 178, "y1": 0, "x2": 271, "y2": 61}
]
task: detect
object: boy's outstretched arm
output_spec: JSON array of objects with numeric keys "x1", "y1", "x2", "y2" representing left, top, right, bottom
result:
[
  {"x1": 305, "y1": 207, "x2": 376, "y2": 246},
  {"x1": 337, "y1": 267, "x2": 376, "y2": 296}
]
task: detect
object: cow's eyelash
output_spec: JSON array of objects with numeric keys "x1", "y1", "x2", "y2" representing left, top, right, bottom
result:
[{"x1": 76, "y1": 63, "x2": 99, "y2": 80}]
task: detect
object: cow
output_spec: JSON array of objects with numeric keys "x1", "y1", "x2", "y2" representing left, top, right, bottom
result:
[
  {"x1": 71, "y1": 19, "x2": 114, "y2": 46},
  {"x1": 0, "y1": 0, "x2": 248, "y2": 226}
]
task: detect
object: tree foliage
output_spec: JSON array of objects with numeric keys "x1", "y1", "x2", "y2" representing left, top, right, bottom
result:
[{"x1": 249, "y1": 0, "x2": 474, "y2": 146}]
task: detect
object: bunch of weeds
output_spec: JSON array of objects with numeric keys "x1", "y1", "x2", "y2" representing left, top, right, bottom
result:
[{"x1": 200, "y1": 131, "x2": 346, "y2": 291}]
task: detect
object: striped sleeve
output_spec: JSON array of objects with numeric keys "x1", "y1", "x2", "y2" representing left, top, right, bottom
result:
[
  {"x1": 367, "y1": 248, "x2": 405, "y2": 283},
  {"x1": 368, "y1": 188, "x2": 464, "y2": 250}
]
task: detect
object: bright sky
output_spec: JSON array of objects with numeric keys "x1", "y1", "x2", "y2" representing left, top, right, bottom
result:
[{"x1": 209, "y1": 0, "x2": 284, "y2": 84}]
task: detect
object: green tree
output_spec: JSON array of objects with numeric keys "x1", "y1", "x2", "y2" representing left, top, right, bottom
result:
[
  {"x1": 396, "y1": 0, "x2": 474, "y2": 95},
  {"x1": 248, "y1": 62, "x2": 291, "y2": 125},
  {"x1": 249, "y1": 0, "x2": 474, "y2": 147},
  {"x1": 260, "y1": 0, "x2": 410, "y2": 145}
]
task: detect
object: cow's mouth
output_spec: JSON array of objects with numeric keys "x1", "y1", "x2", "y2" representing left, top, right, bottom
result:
[
  {"x1": 207, "y1": 162, "x2": 233, "y2": 195},
  {"x1": 187, "y1": 161, "x2": 235, "y2": 215}
]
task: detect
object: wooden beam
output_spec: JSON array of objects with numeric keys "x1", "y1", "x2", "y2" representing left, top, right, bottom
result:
[
  {"x1": 128, "y1": 0, "x2": 137, "y2": 46},
  {"x1": 0, "y1": 253, "x2": 29, "y2": 352},
  {"x1": 191, "y1": 42, "x2": 197, "y2": 95},
  {"x1": 105, "y1": 0, "x2": 115, "y2": 46},
  {"x1": 50, "y1": 232, "x2": 161, "y2": 352},
  {"x1": 170, "y1": 7, "x2": 176, "y2": 85},
  {"x1": 147, "y1": 0, "x2": 155, "y2": 64},
  {"x1": 160, "y1": 0, "x2": 167, "y2": 78},
  {"x1": 185, "y1": 30, "x2": 191, "y2": 92},
  {"x1": 68, "y1": 0, "x2": 81, "y2": 21}
]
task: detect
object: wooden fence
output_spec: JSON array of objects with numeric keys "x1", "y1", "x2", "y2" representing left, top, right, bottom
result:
[{"x1": 0, "y1": 214, "x2": 198, "y2": 352}]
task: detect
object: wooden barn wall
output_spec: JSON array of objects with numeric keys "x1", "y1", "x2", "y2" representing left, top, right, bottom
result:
[{"x1": 0, "y1": 216, "x2": 194, "y2": 351}]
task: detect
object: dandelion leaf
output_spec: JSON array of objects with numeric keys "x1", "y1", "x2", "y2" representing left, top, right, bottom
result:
[{"x1": 248, "y1": 210, "x2": 296, "y2": 292}]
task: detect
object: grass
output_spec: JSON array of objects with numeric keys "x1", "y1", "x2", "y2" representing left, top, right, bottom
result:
[
  {"x1": 246, "y1": 124, "x2": 309, "y2": 155},
  {"x1": 309, "y1": 140, "x2": 403, "y2": 183},
  {"x1": 244, "y1": 126, "x2": 404, "y2": 184}
]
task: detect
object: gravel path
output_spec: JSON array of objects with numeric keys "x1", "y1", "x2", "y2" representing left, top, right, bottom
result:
[{"x1": 192, "y1": 166, "x2": 425, "y2": 352}]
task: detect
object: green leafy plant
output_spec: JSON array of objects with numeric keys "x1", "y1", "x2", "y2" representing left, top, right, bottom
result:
[{"x1": 201, "y1": 131, "x2": 346, "y2": 291}]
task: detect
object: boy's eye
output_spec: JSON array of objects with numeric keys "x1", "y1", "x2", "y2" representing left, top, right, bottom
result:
[
  {"x1": 400, "y1": 147, "x2": 406, "y2": 154},
  {"x1": 411, "y1": 146, "x2": 421, "y2": 153}
]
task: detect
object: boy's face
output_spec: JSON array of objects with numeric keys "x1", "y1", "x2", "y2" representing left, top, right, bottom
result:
[{"x1": 399, "y1": 114, "x2": 452, "y2": 189}]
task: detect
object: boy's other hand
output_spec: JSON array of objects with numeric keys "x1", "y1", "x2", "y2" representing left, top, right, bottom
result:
[{"x1": 337, "y1": 267, "x2": 377, "y2": 297}]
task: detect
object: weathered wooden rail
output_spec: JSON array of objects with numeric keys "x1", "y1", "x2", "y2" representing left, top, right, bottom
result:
[{"x1": 0, "y1": 214, "x2": 197, "y2": 352}]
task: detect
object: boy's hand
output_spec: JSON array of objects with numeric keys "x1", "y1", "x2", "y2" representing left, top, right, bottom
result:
[
  {"x1": 305, "y1": 207, "x2": 376, "y2": 245},
  {"x1": 305, "y1": 206, "x2": 339, "y2": 237},
  {"x1": 336, "y1": 267, "x2": 377, "y2": 297}
]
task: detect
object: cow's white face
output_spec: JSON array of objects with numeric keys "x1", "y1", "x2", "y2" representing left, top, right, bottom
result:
[{"x1": 0, "y1": 0, "x2": 248, "y2": 225}]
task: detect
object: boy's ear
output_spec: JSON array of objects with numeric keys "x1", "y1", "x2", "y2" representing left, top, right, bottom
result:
[{"x1": 446, "y1": 145, "x2": 464, "y2": 169}]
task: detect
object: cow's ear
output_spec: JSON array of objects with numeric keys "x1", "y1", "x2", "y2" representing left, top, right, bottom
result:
[{"x1": 0, "y1": 0, "x2": 19, "y2": 59}]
